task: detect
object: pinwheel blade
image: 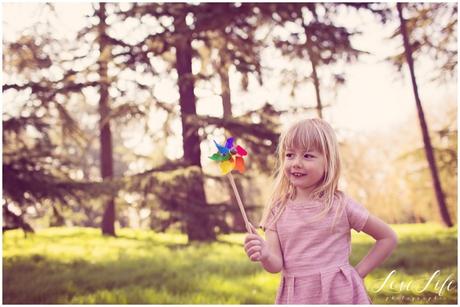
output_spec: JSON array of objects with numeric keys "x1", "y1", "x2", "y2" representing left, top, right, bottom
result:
[
  {"x1": 209, "y1": 153, "x2": 221, "y2": 161},
  {"x1": 236, "y1": 145, "x2": 247, "y2": 156},
  {"x1": 220, "y1": 158, "x2": 235, "y2": 175},
  {"x1": 214, "y1": 140, "x2": 230, "y2": 155},
  {"x1": 225, "y1": 137, "x2": 234, "y2": 149},
  {"x1": 234, "y1": 156, "x2": 245, "y2": 173},
  {"x1": 209, "y1": 153, "x2": 231, "y2": 162}
]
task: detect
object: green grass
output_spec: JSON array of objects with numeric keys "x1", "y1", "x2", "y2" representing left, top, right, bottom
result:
[
  {"x1": 351, "y1": 224, "x2": 457, "y2": 304},
  {"x1": 3, "y1": 224, "x2": 457, "y2": 304}
]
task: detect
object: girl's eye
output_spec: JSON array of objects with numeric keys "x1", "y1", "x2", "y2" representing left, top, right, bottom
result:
[
  {"x1": 286, "y1": 153, "x2": 294, "y2": 158},
  {"x1": 304, "y1": 154, "x2": 314, "y2": 159}
]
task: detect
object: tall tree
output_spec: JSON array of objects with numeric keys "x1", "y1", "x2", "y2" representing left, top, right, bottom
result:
[
  {"x1": 119, "y1": 3, "x2": 272, "y2": 239},
  {"x1": 258, "y1": 3, "x2": 364, "y2": 118},
  {"x1": 3, "y1": 3, "x2": 156, "y2": 233},
  {"x1": 2, "y1": 4, "x2": 94, "y2": 232},
  {"x1": 391, "y1": 3, "x2": 457, "y2": 82},
  {"x1": 70, "y1": 2, "x2": 162, "y2": 235},
  {"x1": 396, "y1": 3, "x2": 452, "y2": 227},
  {"x1": 173, "y1": 9, "x2": 216, "y2": 240},
  {"x1": 96, "y1": 3, "x2": 117, "y2": 236}
]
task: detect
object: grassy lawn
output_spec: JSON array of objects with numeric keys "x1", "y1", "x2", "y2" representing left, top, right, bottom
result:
[{"x1": 3, "y1": 224, "x2": 457, "y2": 304}]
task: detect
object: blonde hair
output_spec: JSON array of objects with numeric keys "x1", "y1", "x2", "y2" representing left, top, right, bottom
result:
[{"x1": 260, "y1": 118, "x2": 345, "y2": 232}]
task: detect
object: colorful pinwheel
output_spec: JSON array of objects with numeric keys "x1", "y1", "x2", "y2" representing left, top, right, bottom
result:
[
  {"x1": 208, "y1": 137, "x2": 248, "y2": 175},
  {"x1": 208, "y1": 137, "x2": 253, "y2": 233}
]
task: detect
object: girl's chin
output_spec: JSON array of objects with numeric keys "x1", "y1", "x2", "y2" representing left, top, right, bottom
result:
[
  {"x1": 291, "y1": 181, "x2": 317, "y2": 190},
  {"x1": 291, "y1": 182, "x2": 311, "y2": 189}
]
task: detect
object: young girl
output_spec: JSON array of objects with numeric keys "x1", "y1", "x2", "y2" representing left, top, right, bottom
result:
[{"x1": 244, "y1": 118, "x2": 398, "y2": 304}]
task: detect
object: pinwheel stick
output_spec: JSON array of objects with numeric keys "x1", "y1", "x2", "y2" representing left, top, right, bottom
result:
[{"x1": 227, "y1": 173, "x2": 252, "y2": 233}]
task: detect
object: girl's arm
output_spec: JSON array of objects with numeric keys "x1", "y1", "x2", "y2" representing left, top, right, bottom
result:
[
  {"x1": 355, "y1": 214, "x2": 398, "y2": 278},
  {"x1": 260, "y1": 229, "x2": 283, "y2": 273},
  {"x1": 244, "y1": 225, "x2": 283, "y2": 273}
]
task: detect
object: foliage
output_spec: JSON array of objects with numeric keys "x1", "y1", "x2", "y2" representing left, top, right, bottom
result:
[
  {"x1": 254, "y1": 3, "x2": 379, "y2": 115},
  {"x1": 388, "y1": 2, "x2": 457, "y2": 83}
]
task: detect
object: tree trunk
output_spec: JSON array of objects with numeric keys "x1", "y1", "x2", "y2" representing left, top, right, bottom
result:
[
  {"x1": 303, "y1": 8, "x2": 323, "y2": 119},
  {"x1": 97, "y1": 3, "x2": 117, "y2": 236},
  {"x1": 397, "y1": 3, "x2": 452, "y2": 227},
  {"x1": 306, "y1": 39, "x2": 323, "y2": 119},
  {"x1": 175, "y1": 17, "x2": 216, "y2": 241},
  {"x1": 217, "y1": 50, "x2": 247, "y2": 232},
  {"x1": 218, "y1": 54, "x2": 232, "y2": 119}
]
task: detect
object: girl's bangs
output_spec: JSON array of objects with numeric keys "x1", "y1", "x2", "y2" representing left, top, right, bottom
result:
[{"x1": 284, "y1": 123, "x2": 323, "y2": 153}]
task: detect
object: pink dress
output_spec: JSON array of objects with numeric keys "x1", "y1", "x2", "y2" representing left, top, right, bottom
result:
[{"x1": 264, "y1": 195, "x2": 372, "y2": 304}]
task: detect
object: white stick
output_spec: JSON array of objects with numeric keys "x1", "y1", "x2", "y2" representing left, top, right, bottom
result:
[{"x1": 227, "y1": 172, "x2": 252, "y2": 233}]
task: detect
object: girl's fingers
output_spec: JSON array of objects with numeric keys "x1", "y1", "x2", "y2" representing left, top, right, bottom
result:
[
  {"x1": 246, "y1": 245, "x2": 261, "y2": 256},
  {"x1": 244, "y1": 242, "x2": 261, "y2": 252},
  {"x1": 244, "y1": 228, "x2": 265, "y2": 262},
  {"x1": 250, "y1": 252, "x2": 261, "y2": 261},
  {"x1": 244, "y1": 238, "x2": 261, "y2": 250},
  {"x1": 244, "y1": 234, "x2": 257, "y2": 242},
  {"x1": 244, "y1": 234, "x2": 261, "y2": 244}
]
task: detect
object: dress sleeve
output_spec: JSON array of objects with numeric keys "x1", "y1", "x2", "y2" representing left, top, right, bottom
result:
[
  {"x1": 262, "y1": 204, "x2": 281, "y2": 232},
  {"x1": 345, "y1": 197, "x2": 370, "y2": 232}
]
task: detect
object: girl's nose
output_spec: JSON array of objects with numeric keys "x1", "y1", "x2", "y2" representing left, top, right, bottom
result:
[{"x1": 292, "y1": 158, "x2": 302, "y2": 168}]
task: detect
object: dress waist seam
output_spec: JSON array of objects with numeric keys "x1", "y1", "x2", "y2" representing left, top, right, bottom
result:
[
  {"x1": 282, "y1": 262, "x2": 352, "y2": 278},
  {"x1": 279, "y1": 262, "x2": 356, "y2": 304}
]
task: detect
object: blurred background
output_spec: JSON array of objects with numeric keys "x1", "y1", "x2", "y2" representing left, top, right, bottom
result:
[{"x1": 2, "y1": 2, "x2": 457, "y2": 304}]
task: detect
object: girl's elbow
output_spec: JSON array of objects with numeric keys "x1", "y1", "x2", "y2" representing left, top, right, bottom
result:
[
  {"x1": 379, "y1": 230, "x2": 398, "y2": 248},
  {"x1": 274, "y1": 262, "x2": 283, "y2": 273},
  {"x1": 264, "y1": 259, "x2": 283, "y2": 273},
  {"x1": 267, "y1": 264, "x2": 283, "y2": 274},
  {"x1": 389, "y1": 231, "x2": 398, "y2": 248}
]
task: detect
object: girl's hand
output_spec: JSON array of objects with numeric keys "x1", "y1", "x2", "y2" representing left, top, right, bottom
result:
[{"x1": 244, "y1": 223, "x2": 269, "y2": 262}]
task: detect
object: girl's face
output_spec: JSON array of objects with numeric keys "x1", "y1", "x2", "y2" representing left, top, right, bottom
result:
[{"x1": 283, "y1": 147, "x2": 326, "y2": 195}]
